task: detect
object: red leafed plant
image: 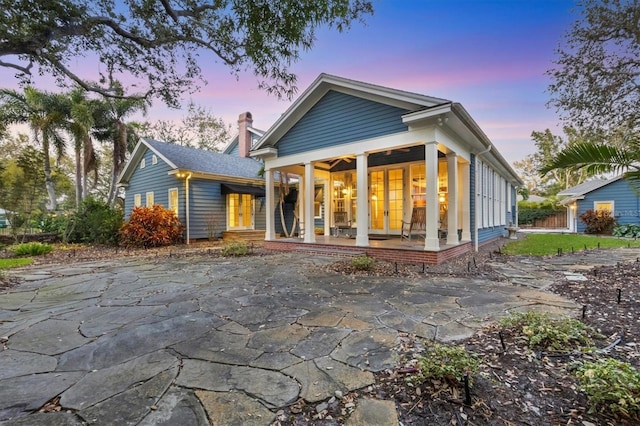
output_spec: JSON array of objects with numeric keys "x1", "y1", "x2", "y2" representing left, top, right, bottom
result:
[
  {"x1": 119, "y1": 205, "x2": 184, "y2": 247},
  {"x1": 579, "y1": 209, "x2": 616, "y2": 235}
]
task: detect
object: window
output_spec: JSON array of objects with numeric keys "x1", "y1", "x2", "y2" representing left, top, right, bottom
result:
[
  {"x1": 146, "y1": 191, "x2": 154, "y2": 207},
  {"x1": 140, "y1": 158, "x2": 146, "y2": 169},
  {"x1": 168, "y1": 188, "x2": 178, "y2": 215},
  {"x1": 152, "y1": 155, "x2": 158, "y2": 165},
  {"x1": 594, "y1": 201, "x2": 614, "y2": 214},
  {"x1": 134, "y1": 194, "x2": 141, "y2": 207}
]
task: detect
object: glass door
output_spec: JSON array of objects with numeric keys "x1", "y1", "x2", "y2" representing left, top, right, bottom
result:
[
  {"x1": 228, "y1": 193, "x2": 253, "y2": 229},
  {"x1": 369, "y1": 168, "x2": 404, "y2": 234}
]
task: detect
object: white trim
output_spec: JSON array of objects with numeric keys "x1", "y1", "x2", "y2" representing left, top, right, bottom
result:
[
  {"x1": 168, "y1": 188, "x2": 178, "y2": 215},
  {"x1": 152, "y1": 155, "x2": 158, "y2": 165},
  {"x1": 134, "y1": 194, "x2": 141, "y2": 207},
  {"x1": 140, "y1": 158, "x2": 146, "y2": 169},
  {"x1": 145, "y1": 191, "x2": 154, "y2": 207},
  {"x1": 594, "y1": 200, "x2": 614, "y2": 215}
]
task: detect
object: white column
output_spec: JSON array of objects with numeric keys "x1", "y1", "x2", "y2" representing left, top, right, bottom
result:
[
  {"x1": 424, "y1": 142, "x2": 439, "y2": 250},
  {"x1": 460, "y1": 162, "x2": 471, "y2": 241},
  {"x1": 446, "y1": 152, "x2": 459, "y2": 245},
  {"x1": 265, "y1": 169, "x2": 275, "y2": 240},
  {"x1": 355, "y1": 153, "x2": 370, "y2": 247},
  {"x1": 298, "y1": 173, "x2": 304, "y2": 239},
  {"x1": 304, "y1": 162, "x2": 316, "y2": 243},
  {"x1": 323, "y1": 179, "x2": 331, "y2": 236}
]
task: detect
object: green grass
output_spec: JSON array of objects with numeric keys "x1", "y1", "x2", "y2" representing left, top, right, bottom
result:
[
  {"x1": 0, "y1": 258, "x2": 33, "y2": 270},
  {"x1": 502, "y1": 233, "x2": 640, "y2": 256}
]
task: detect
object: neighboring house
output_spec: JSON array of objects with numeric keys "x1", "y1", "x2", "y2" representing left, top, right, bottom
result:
[
  {"x1": 117, "y1": 112, "x2": 265, "y2": 241},
  {"x1": 250, "y1": 74, "x2": 523, "y2": 263},
  {"x1": 558, "y1": 176, "x2": 640, "y2": 233}
]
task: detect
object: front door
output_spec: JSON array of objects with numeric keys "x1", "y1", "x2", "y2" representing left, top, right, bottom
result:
[
  {"x1": 369, "y1": 168, "x2": 404, "y2": 235},
  {"x1": 228, "y1": 193, "x2": 253, "y2": 230}
]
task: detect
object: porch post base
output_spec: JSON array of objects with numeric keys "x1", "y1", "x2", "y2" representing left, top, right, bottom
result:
[
  {"x1": 424, "y1": 237, "x2": 439, "y2": 251},
  {"x1": 355, "y1": 235, "x2": 369, "y2": 247}
]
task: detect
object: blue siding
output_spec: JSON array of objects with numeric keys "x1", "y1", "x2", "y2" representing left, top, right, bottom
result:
[
  {"x1": 188, "y1": 180, "x2": 224, "y2": 239},
  {"x1": 227, "y1": 142, "x2": 239, "y2": 156},
  {"x1": 478, "y1": 226, "x2": 506, "y2": 244},
  {"x1": 124, "y1": 147, "x2": 179, "y2": 219},
  {"x1": 576, "y1": 179, "x2": 640, "y2": 233},
  {"x1": 277, "y1": 90, "x2": 410, "y2": 156}
]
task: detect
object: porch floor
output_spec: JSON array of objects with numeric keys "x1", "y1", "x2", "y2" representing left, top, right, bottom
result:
[{"x1": 264, "y1": 234, "x2": 473, "y2": 265}]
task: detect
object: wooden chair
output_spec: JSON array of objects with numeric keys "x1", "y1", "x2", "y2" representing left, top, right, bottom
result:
[
  {"x1": 333, "y1": 211, "x2": 352, "y2": 238},
  {"x1": 401, "y1": 207, "x2": 426, "y2": 241}
]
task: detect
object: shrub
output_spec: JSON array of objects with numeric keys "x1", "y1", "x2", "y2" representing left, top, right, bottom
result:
[
  {"x1": 576, "y1": 358, "x2": 640, "y2": 417},
  {"x1": 351, "y1": 255, "x2": 375, "y2": 270},
  {"x1": 67, "y1": 198, "x2": 124, "y2": 245},
  {"x1": 221, "y1": 240, "x2": 251, "y2": 256},
  {"x1": 580, "y1": 209, "x2": 616, "y2": 235},
  {"x1": 613, "y1": 224, "x2": 640, "y2": 238},
  {"x1": 11, "y1": 242, "x2": 54, "y2": 256},
  {"x1": 499, "y1": 311, "x2": 596, "y2": 351},
  {"x1": 119, "y1": 205, "x2": 184, "y2": 248},
  {"x1": 418, "y1": 342, "x2": 479, "y2": 386}
]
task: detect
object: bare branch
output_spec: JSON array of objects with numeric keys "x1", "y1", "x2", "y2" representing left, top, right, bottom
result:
[{"x1": 0, "y1": 58, "x2": 33, "y2": 74}]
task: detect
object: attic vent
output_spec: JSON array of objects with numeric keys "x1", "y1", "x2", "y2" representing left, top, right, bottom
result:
[
  {"x1": 140, "y1": 158, "x2": 146, "y2": 169},
  {"x1": 152, "y1": 155, "x2": 158, "y2": 165}
]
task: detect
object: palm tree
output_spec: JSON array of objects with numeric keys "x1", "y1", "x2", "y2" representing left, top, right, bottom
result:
[
  {"x1": 92, "y1": 82, "x2": 148, "y2": 206},
  {"x1": 539, "y1": 130, "x2": 640, "y2": 188},
  {"x1": 0, "y1": 87, "x2": 68, "y2": 211},
  {"x1": 66, "y1": 88, "x2": 98, "y2": 207}
]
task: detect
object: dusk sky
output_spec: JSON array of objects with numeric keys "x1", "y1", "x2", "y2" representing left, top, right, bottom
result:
[{"x1": 1, "y1": 0, "x2": 579, "y2": 165}]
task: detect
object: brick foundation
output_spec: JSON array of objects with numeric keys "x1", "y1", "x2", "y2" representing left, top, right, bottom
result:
[{"x1": 264, "y1": 240, "x2": 473, "y2": 265}]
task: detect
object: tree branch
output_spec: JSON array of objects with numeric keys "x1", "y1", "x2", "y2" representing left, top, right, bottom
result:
[{"x1": 0, "y1": 58, "x2": 33, "y2": 74}]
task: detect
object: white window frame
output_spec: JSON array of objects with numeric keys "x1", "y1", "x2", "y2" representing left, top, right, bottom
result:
[
  {"x1": 146, "y1": 191, "x2": 154, "y2": 207},
  {"x1": 140, "y1": 158, "x2": 146, "y2": 169},
  {"x1": 594, "y1": 200, "x2": 614, "y2": 215},
  {"x1": 152, "y1": 155, "x2": 158, "y2": 165},
  {"x1": 134, "y1": 194, "x2": 141, "y2": 207},
  {"x1": 168, "y1": 188, "x2": 179, "y2": 215},
  {"x1": 507, "y1": 183, "x2": 512, "y2": 213}
]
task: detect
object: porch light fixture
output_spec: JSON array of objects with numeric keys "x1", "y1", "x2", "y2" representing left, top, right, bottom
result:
[{"x1": 439, "y1": 194, "x2": 446, "y2": 203}]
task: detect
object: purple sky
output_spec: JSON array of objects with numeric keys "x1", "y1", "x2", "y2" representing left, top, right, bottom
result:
[{"x1": 1, "y1": 0, "x2": 578, "y2": 164}]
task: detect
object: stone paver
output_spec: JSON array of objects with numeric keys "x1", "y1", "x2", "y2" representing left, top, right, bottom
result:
[{"x1": 2, "y1": 248, "x2": 636, "y2": 424}]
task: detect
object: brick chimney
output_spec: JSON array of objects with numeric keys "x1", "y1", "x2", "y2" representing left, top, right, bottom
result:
[{"x1": 238, "y1": 112, "x2": 253, "y2": 158}]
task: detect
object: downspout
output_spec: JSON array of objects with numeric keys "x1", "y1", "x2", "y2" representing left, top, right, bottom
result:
[
  {"x1": 474, "y1": 145, "x2": 492, "y2": 252},
  {"x1": 185, "y1": 172, "x2": 192, "y2": 245}
]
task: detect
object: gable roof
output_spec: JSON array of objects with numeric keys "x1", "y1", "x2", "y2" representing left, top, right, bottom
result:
[
  {"x1": 118, "y1": 138, "x2": 264, "y2": 185},
  {"x1": 251, "y1": 73, "x2": 522, "y2": 185},
  {"x1": 557, "y1": 176, "x2": 624, "y2": 204},
  {"x1": 558, "y1": 176, "x2": 623, "y2": 197},
  {"x1": 253, "y1": 73, "x2": 450, "y2": 151}
]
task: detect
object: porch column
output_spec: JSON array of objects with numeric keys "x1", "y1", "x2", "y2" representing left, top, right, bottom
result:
[
  {"x1": 323, "y1": 179, "x2": 331, "y2": 236},
  {"x1": 355, "y1": 152, "x2": 369, "y2": 247},
  {"x1": 446, "y1": 152, "x2": 459, "y2": 245},
  {"x1": 424, "y1": 142, "x2": 439, "y2": 250},
  {"x1": 265, "y1": 169, "x2": 275, "y2": 240},
  {"x1": 460, "y1": 162, "x2": 472, "y2": 241},
  {"x1": 303, "y1": 161, "x2": 316, "y2": 243}
]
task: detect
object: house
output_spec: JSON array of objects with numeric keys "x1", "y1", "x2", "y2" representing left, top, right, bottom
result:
[
  {"x1": 558, "y1": 176, "x2": 640, "y2": 233},
  {"x1": 250, "y1": 74, "x2": 523, "y2": 264},
  {"x1": 117, "y1": 113, "x2": 266, "y2": 242}
]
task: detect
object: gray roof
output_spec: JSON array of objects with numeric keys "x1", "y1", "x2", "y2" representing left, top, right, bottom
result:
[
  {"x1": 144, "y1": 138, "x2": 263, "y2": 181},
  {"x1": 557, "y1": 177, "x2": 622, "y2": 197}
]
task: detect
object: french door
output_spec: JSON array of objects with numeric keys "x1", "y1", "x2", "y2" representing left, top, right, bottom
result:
[
  {"x1": 369, "y1": 168, "x2": 404, "y2": 235},
  {"x1": 227, "y1": 193, "x2": 253, "y2": 230}
]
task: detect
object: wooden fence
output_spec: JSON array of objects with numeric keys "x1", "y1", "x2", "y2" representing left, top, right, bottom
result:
[{"x1": 530, "y1": 211, "x2": 567, "y2": 229}]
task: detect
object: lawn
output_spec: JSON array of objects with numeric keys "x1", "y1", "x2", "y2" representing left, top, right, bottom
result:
[
  {"x1": 0, "y1": 258, "x2": 33, "y2": 270},
  {"x1": 503, "y1": 233, "x2": 640, "y2": 256}
]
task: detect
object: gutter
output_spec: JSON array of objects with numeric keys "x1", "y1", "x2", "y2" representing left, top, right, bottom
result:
[{"x1": 185, "y1": 173, "x2": 192, "y2": 245}]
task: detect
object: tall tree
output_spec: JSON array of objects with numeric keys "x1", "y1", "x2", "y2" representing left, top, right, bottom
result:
[
  {"x1": 0, "y1": 0, "x2": 373, "y2": 105},
  {"x1": 140, "y1": 102, "x2": 232, "y2": 151},
  {"x1": 548, "y1": 0, "x2": 639, "y2": 134},
  {"x1": 92, "y1": 83, "x2": 148, "y2": 206},
  {"x1": 66, "y1": 88, "x2": 97, "y2": 207},
  {"x1": 513, "y1": 127, "x2": 593, "y2": 196},
  {"x1": 0, "y1": 87, "x2": 68, "y2": 210}
]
